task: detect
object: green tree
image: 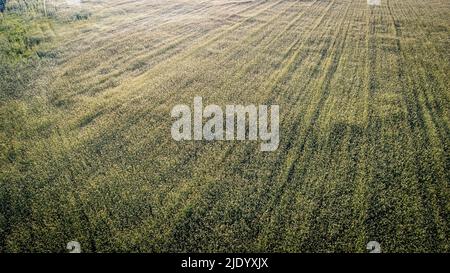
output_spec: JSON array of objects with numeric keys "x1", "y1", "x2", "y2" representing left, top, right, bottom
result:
[{"x1": 0, "y1": 0, "x2": 7, "y2": 13}]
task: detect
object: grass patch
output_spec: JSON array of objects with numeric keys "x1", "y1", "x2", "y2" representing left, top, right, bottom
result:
[{"x1": 0, "y1": 0, "x2": 449, "y2": 253}]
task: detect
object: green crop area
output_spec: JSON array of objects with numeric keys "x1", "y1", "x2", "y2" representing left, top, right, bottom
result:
[{"x1": 0, "y1": 0, "x2": 449, "y2": 253}]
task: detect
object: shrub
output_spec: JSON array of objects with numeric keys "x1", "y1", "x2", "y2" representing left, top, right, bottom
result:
[{"x1": 71, "y1": 10, "x2": 91, "y2": 21}]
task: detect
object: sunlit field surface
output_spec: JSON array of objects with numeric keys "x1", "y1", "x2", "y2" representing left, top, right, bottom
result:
[{"x1": 0, "y1": 0, "x2": 449, "y2": 252}]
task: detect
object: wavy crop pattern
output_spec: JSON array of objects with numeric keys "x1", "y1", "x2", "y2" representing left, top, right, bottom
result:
[{"x1": 0, "y1": 0, "x2": 449, "y2": 252}]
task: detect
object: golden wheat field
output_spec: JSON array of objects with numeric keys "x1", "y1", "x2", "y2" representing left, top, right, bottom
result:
[{"x1": 0, "y1": 0, "x2": 449, "y2": 253}]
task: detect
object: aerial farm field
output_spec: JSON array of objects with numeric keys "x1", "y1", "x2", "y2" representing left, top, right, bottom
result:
[{"x1": 0, "y1": 0, "x2": 449, "y2": 253}]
